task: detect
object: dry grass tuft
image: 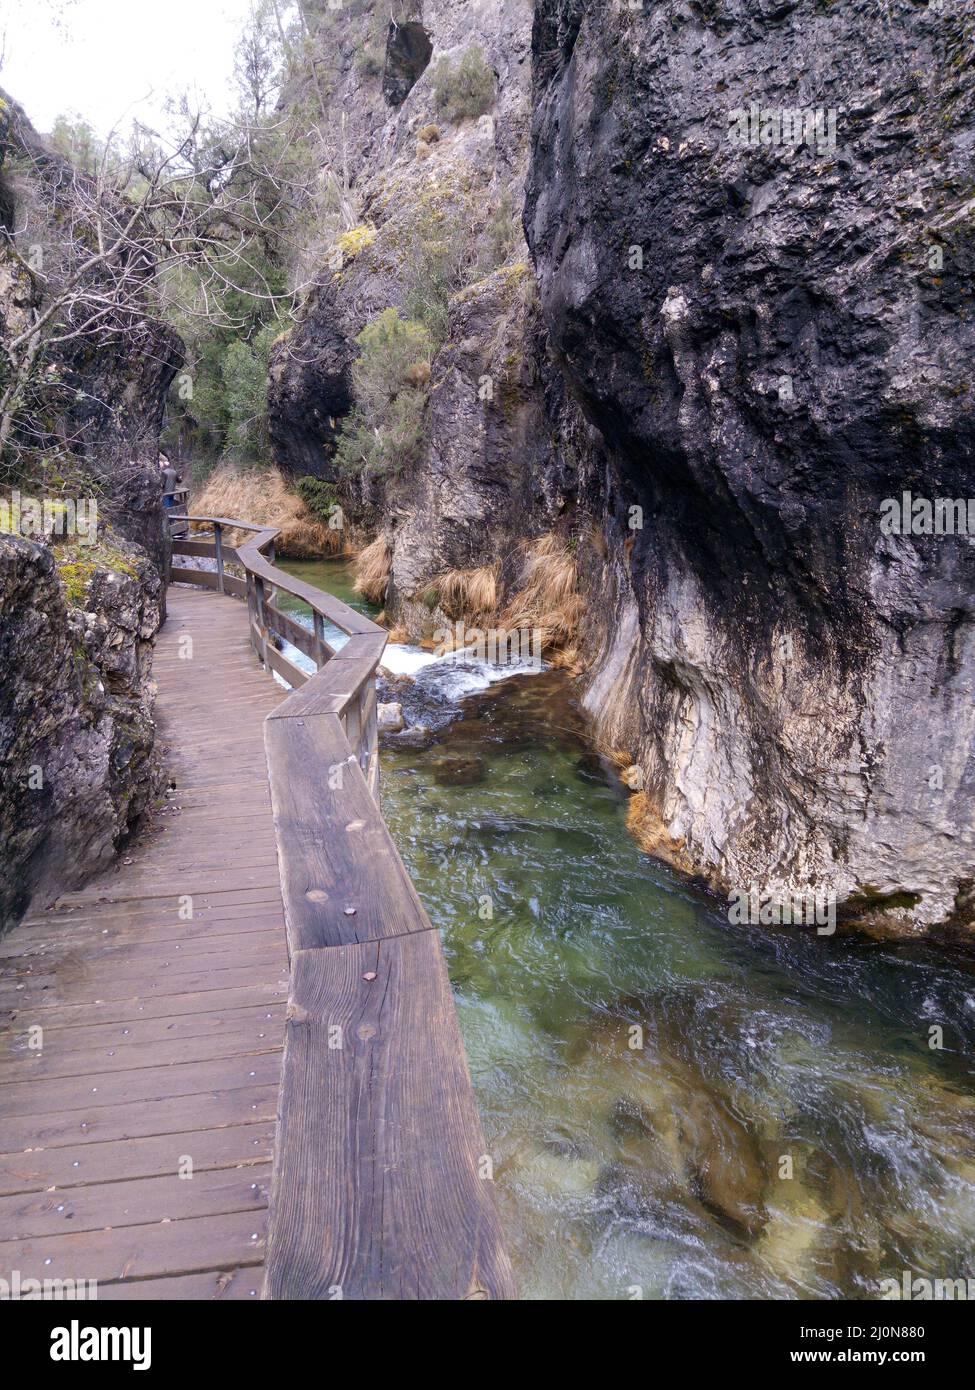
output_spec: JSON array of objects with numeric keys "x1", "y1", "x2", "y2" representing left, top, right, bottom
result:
[
  {"x1": 192, "y1": 465, "x2": 340, "y2": 558},
  {"x1": 436, "y1": 565, "x2": 499, "y2": 620},
  {"x1": 501, "y1": 533, "x2": 584, "y2": 652},
  {"x1": 626, "y1": 792, "x2": 695, "y2": 873},
  {"x1": 597, "y1": 741, "x2": 635, "y2": 770},
  {"x1": 354, "y1": 534, "x2": 392, "y2": 604}
]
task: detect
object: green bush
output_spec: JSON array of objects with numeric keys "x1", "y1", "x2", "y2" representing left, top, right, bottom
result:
[
  {"x1": 334, "y1": 308, "x2": 433, "y2": 478},
  {"x1": 432, "y1": 44, "x2": 495, "y2": 122},
  {"x1": 479, "y1": 188, "x2": 521, "y2": 272},
  {"x1": 355, "y1": 48, "x2": 383, "y2": 79},
  {"x1": 296, "y1": 475, "x2": 342, "y2": 525},
  {"x1": 219, "y1": 319, "x2": 283, "y2": 463}
]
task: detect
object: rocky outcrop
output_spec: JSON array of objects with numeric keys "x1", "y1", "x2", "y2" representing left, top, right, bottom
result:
[
  {"x1": 267, "y1": 1, "x2": 975, "y2": 940},
  {"x1": 0, "y1": 534, "x2": 161, "y2": 932},
  {"x1": 268, "y1": 0, "x2": 537, "y2": 487},
  {"x1": 267, "y1": 1, "x2": 582, "y2": 637},
  {"x1": 0, "y1": 94, "x2": 180, "y2": 934},
  {"x1": 526, "y1": 0, "x2": 975, "y2": 936},
  {"x1": 0, "y1": 90, "x2": 182, "y2": 572}
]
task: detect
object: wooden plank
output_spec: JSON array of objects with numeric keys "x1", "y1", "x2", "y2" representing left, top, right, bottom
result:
[
  {"x1": 0, "y1": 1023, "x2": 281, "y2": 1083},
  {"x1": 0, "y1": 1122, "x2": 275, "y2": 1196},
  {"x1": 0, "y1": 960, "x2": 289, "y2": 1009},
  {"x1": 172, "y1": 566, "x2": 219, "y2": 588},
  {"x1": 265, "y1": 643, "x2": 309, "y2": 689},
  {"x1": 0, "y1": 981, "x2": 289, "y2": 1031},
  {"x1": 264, "y1": 714, "x2": 433, "y2": 950},
  {"x1": 97, "y1": 1269, "x2": 263, "y2": 1300},
  {"x1": 0, "y1": 1051, "x2": 282, "y2": 1119},
  {"x1": 0, "y1": 1209, "x2": 267, "y2": 1285},
  {"x1": 0, "y1": 1005, "x2": 286, "y2": 1067},
  {"x1": 0, "y1": 1165, "x2": 270, "y2": 1240},
  {"x1": 264, "y1": 934, "x2": 514, "y2": 1300},
  {"x1": 0, "y1": 1081, "x2": 280, "y2": 1153},
  {"x1": 1, "y1": 940, "x2": 284, "y2": 987},
  {"x1": 265, "y1": 604, "x2": 322, "y2": 663},
  {"x1": 267, "y1": 635, "x2": 386, "y2": 721}
]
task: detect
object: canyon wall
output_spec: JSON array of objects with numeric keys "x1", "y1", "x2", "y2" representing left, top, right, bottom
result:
[
  {"x1": 526, "y1": 0, "x2": 975, "y2": 936},
  {"x1": 0, "y1": 94, "x2": 180, "y2": 933},
  {"x1": 269, "y1": 1, "x2": 975, "y2": 939}
]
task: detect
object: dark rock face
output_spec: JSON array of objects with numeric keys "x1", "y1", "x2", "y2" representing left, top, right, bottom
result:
[
  {"x1": 526, "y1": 0, "x2": 975, "y2": 932},
  {"x1": 387, "y1": 264, "x2": 576, "y2": 629},
  {"x1": 0, "y1": 535, "x2": 161, "y2": 934},
  {"x1": 383, "y1": 19, "x2": 434, "y2": 106},
  {"x1": 268, "y1": 281, "x2": 352, "y2": 481}
]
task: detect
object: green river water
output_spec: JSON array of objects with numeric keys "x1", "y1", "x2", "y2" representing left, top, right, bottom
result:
[{"x1": 277, "y1": 559, "x2": 975, "y2": 1301}]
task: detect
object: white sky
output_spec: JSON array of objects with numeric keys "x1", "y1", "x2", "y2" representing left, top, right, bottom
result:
[{"x1": 0, "y1": 0, "x2": 256, "y2": 138}]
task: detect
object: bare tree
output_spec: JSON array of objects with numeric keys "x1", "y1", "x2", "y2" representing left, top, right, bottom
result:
[{"x1": 0, "y1": 94, "x2": 302, "y2": 479}]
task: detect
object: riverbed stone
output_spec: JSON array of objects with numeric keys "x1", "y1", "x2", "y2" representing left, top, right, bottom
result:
[{"x1": 378, "y1": 701, "x2": 405, "y2": 733}]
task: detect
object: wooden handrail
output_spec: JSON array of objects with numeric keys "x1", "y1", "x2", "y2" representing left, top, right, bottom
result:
[{"x1": 169, "y1": 514, "x2": 515, "y2": 1300}]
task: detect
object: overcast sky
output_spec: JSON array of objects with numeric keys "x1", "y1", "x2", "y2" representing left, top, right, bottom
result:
[{"x1": 0, "y1": 0, "x2": 255, "y2": 137}]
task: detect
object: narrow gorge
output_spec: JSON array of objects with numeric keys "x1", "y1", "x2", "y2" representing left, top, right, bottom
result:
[{"x1": 1, "y1": 0, "x2": 974, "y2": 1315}]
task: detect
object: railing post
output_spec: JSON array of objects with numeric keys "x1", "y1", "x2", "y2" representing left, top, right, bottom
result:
[
  {"x1": 344, "y1": 690, "x2": 361, "y2": 757},
  {"x1": 214, "y1": 522, "x2": 225, "y2": 595},
  {"x1": 254, "y1": 575, "x2": 269, "y2": 667},
  {"x1": 362, "y1": 682, "x2": 380, "y2": 801},
  {"x1": 313, "y1": 612, "x2": 326, "y2": 670}
]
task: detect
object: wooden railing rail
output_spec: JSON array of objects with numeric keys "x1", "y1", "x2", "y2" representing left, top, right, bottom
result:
[{"x1": 169, "y1": 515, "x2": 515, "y2": 1300}]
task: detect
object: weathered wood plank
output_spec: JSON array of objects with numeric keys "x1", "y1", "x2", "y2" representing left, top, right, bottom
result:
[
  {"x1": 264, "y1": 714, "x2": 432, "y2": 950},
  {"x1": 0, "y1": 1122, "x2": 275, "y2": 1196},
  {"x1": 265, "y1": 643, "x2": 309, "y2": 689},
  {"x1": 0, "y1": 1164, "x2": 270, "y2": 1240},
  {"x1": 0, "y1": 1050, "x2": 282, "y2": 1119},
  {"x1": 0, "y1": 1081, "x2": 280, "y2": 1153},
  {"x1": 0, "y1": 1005, "x2": 285, "y2": 1071},
  {"x1": 0, "y1": 1022, "x2": 282, "y2": 1084},
  {"x1": 0, "y1": 1209, "x2": 267, "y2": 1285},
  {"x1": 0, "y1": 981, "x2": 289, "y2": 1031},
  {"x1": 97, "y1": 1268, "x2": 262, "y2": 1300},
  {"x1": 263, "y1": 933, "x2": 515, "y2": 1300}
]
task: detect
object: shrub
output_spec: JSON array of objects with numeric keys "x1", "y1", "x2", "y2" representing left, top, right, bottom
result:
[
  {"x1": 296, "y1": 476, "x2": 342, "y2": 527},
  {"x1": 401, "y1": 202, "x2": 471, "y2": 345},
  {"x1": 356, "y1": 48, "x2": 383, "y2": 79},
  {"x1": 479, "y1": 188, "x2": 521, "y2": 272},
  {"x1": 431, "y1": 44, "x2": 495, "y2": 122},
  {"x1": 334, "y1": 309, "x2": 433, "y2": 478}
]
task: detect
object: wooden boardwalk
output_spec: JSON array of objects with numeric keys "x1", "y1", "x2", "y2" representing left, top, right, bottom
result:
[
  {"x1": 0, "y1": 585, "x2": 289, "y2": 1299},
  {"x1": 0, "y1": 531, "x2": 514, "y2": 1301}
]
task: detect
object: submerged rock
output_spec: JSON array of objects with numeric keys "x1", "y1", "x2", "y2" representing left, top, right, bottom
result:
[{"x1": 432, "y1": 750, "x2": 488, "y2": 786}]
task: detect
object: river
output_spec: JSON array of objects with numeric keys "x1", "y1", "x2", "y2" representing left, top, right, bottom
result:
[{"x1": 276, "y1": 558, "x2": 975, "y2": 1301}]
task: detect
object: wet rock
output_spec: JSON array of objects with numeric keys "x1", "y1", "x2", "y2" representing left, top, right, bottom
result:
[
  {"x1": 676, "y1": 1091, "x2": 768, "y2": 1242},
  {"x1": 383, "y1": 723, "x2": 435, "y2": 750},
  {"x1": 378, "y1": 701, "x2": 405, "y2": 733}
]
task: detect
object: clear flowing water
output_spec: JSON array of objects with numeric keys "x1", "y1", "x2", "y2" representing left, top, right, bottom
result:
[{"x1": 279, "y1": 559, "x2": 975, "y2": 1301}]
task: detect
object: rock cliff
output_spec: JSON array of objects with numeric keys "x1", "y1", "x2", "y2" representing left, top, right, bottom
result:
[
  {"x1": 0, "y1": 94, "x2": 180, "y2": 934},
  {"x1": 526, "y1": 0, "x2": 975, "y2": 937},
  {"x1": 270, "y1": 1, "x2": 975, "y2": 940}
]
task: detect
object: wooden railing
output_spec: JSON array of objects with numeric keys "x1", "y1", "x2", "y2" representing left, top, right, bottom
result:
[{"x1": 170, "y1": 517, "x2": 515, "y2": 1301}]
